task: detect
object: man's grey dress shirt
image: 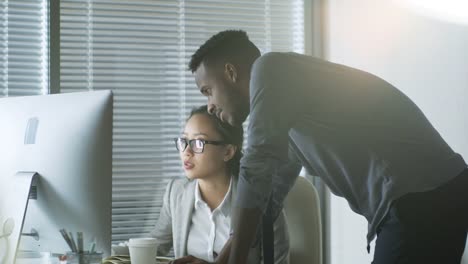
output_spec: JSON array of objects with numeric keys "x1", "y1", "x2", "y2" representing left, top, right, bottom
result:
[{"x1": 236, "y1": 52, "x2": 467, "y2": 244}]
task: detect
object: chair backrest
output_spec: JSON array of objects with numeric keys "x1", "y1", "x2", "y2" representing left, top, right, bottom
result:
[{"x1": 284, "y1": 176, "x2": 322, "y2": 264}]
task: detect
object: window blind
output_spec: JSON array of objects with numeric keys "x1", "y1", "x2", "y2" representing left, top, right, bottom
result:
[
  {"x1": 0, "y1": 0, "x2": 49, "y2": 98},
  {"x1": 60, "y1": 0, "x2": 304, "y2": 244}
]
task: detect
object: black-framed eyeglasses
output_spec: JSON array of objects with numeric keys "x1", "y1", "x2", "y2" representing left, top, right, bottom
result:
[{"x1": 174, "y1": 137, "x2": 227, "y2": 154}]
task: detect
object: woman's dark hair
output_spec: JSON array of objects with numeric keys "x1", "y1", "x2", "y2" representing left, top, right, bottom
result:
[{"x1": 188, "y1": 105, "x2": 244, "y2": 177}]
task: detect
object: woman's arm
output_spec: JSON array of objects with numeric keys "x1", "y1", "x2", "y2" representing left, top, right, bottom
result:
[
  {"x1": 150, "y1": 179, "x2": 176, "y2": 256},
  {"x1": 171, "y1": 238, "x2": 233, "y2": 264}
]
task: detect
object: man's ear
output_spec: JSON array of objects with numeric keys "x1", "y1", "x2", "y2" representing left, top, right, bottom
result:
[
  {"x1": 223, "y1": 144, "x2": 237, "y2": 162},
  {"x1": 224, "y1": 63, "x2": 238, "y2": 83}
]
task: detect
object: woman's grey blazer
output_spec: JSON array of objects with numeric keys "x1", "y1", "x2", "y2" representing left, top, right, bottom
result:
[{"x1": 150, "y1": 178, "x2": 290, "y2": 264}]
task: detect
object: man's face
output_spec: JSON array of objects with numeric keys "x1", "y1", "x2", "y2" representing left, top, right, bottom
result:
[{"x1": 194, "y1": 62, "x2": 249, "y2": 127}]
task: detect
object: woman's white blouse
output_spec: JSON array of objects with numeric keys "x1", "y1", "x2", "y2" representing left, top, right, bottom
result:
[{"x1": 186, "y1": 179, "x2": 233, "y2": 262}]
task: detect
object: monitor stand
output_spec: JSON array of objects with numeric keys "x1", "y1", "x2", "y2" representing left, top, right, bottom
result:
[{"x1": 0, "y1": 171, "x2": 38, "y2": 264}]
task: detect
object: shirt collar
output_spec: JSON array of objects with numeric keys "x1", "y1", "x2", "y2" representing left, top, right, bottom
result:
[
  {"x1": 194, "y1": 178, "x2": 233, "y2": 217},
  {"x1": 194, "y1": 180, "x2": 204, "y2": 209}
]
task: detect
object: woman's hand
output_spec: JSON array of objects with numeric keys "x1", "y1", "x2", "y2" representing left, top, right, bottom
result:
[
  {"x1": 170, "y1": 255, "x2": 212, "y2": 264},
  {"x1": 170, "y1": 235, "x2": 234, "y2": 263}
]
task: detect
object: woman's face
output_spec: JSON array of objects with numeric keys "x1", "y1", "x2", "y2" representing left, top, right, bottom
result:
[{"x1": 179, "y1": 114, "x2": 234, "y2": 180}]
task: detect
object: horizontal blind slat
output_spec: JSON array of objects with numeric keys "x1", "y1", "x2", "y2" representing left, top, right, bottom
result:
[
  {"x1": 1, "y1": 0, "x2": 48, "y2": 98},
  {"x1": 60, "y1": 0, "x2": 304, "y2": 243}
]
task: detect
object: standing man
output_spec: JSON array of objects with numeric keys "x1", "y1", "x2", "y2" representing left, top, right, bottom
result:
[{"x1": 188, "y1": 30, "x2": 468, "y2": 264}]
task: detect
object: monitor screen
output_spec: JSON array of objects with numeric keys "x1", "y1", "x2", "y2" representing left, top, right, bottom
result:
[{"x1": 0, "y1": 90, "x2": 113, "y2": 263}]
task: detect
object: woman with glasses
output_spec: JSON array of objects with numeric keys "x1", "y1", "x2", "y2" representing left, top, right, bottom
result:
[{"x1": 151, "y1": 105, "x2": 290, "y2": 264}]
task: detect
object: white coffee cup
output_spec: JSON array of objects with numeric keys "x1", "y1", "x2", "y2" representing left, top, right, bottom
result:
[{"x1": 128, "y1": 238, "x2": 158, "y2": 264}]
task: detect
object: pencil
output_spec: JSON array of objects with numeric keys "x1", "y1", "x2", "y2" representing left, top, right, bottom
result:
[
  {"x1": 69, "y1": 232, "x2": 78, "y2": 253},
  {"x1": 59, "y1": 229, "x2": 74, "y2": 252},
  {"x1": 77, "y1": 232, "x2": 84, "y2": 253}
]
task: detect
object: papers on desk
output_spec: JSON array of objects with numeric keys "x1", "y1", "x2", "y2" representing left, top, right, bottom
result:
[
  {"x1": 101, "y1": 255, "x2": 130, "y2": 264},
  {"x1": 102, "y1": 255, "x2": 173, "y2": 264}
]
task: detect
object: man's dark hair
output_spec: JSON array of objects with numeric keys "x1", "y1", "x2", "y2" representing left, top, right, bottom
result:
[{"x1": 189, "y1": 30, "x2": 261, "y2": 73}]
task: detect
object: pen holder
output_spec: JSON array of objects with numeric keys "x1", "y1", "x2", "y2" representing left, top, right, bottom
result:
[{"x1": 65, "y1": 251, "x2": 103, "y2": 264}]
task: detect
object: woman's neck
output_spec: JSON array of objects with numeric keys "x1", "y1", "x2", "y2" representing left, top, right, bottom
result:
[{"x1": 198, "y1": 173, "x2": 231, "y2": 211}]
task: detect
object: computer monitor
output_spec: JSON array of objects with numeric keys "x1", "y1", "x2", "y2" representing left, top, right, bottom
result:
[{"x1": 0, "y1": 90, "x2": 113, "y2": 263}]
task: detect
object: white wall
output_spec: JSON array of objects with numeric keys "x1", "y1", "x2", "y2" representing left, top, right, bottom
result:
[{"x1": 324, "y1": 1, "x2": 468, "y2": 263}]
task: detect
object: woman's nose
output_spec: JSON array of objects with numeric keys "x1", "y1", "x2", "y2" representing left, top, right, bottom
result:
[{"x1": 183, "y1": 145, "x2": 194, "y2": 156}]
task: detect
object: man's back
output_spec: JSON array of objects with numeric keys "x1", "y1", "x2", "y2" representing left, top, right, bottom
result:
[{"x1": 245, "y1": 52, "x2": 467, "y2": 242}]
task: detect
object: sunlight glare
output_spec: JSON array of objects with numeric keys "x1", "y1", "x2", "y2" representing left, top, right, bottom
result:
[{"x1": 396, "y1": 0, "x2": 468, "y2": 25}]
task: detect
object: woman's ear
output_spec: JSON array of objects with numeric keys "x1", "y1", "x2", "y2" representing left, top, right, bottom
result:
[
  {"x1": 224, "y1": 63, "x2": 238, "y2": 83},
  {"x1": 223, "y1": 144, "x2": 237, "y2": 162}
]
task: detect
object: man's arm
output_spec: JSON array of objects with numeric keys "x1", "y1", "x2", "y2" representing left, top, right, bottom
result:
[
  {"x1": 225, "y1": 159, "x2": 301, "y2": 264},
  {"x1": 225, "y1": 53, "x2": 304, "y2": 264},
  {"x1": 227, "y1": 207, "x2": 262, "y2": 264},
  {"x1": 213, "y1": 236, "x2": 232, "y2": 264}
]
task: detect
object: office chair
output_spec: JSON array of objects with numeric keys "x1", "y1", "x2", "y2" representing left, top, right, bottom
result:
[{"x1": 284, "y1": 176, "x2": 322, "y2": 264}]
